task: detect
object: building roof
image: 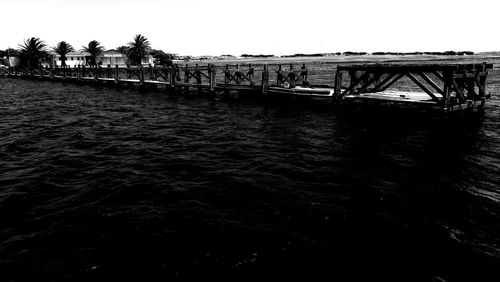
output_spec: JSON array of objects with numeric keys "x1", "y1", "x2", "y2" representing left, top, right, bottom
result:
[
  {"x1": 49, "y1": 51, "x2": 90, "y2": 56},
  {"x1": 102, "y1": 49, "x2": 126, "y2": 55}
]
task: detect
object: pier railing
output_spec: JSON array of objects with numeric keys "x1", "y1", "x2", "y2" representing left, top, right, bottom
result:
[
  {"x1": 336, "y1": 63, "x2": 493, "y2": 111},
  {"x1": 1, "y1": 62, "x2": 494, "y2": 112},
  {"x1": 2, "y1": 64, "x2": 218, "y2": 92}
]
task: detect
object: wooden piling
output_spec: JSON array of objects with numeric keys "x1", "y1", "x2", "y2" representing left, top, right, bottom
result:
[
  {"x1": 94, "y1": 66, "x2": 99, "y2": 83},
  {"x1": 443, "y1": 70, "x2": 452, "y2": 109},
  {"x1": 114, "y1": 65, "x2": 119, "y2": 85},
  {"x1": 262, "y1": 65, "x2": 269, "y2": 95},
  {"x1": 235, "y1": 64, "x2": 241, "y2": 84},
  {"x1": 224, "y1": 64, "x2": 229, "y2": 84},
  {"x1": 184, "y1": 64, "x2": 190, "y2": 92},
  {"x1": 334, "y1": 69, "x2": 343, "y2": 102},
  {"x1": 195, "y1": 64, "x2": 202, "y2": 93},
  {"x1": 139, "y1": 65, "x2": 145, "y2": 87},
  {"x1": 170, "y1": 65, "x2": 176, "y2": 89},
  {"x1": 208, "y1": 64, "x2": 216, "y2": 92},
  {"x1": 248, "y1": 64, "x2": 254, "y2": 85},
  {"x1": 277, "y1": 65, "x2": 283, "y2": 87},
  {"x1": 288, "y1": 64, "x2": 296, "y2": 88},
  {"x1": 301, "y1": 63, "x2": 308, "y2": 86}
]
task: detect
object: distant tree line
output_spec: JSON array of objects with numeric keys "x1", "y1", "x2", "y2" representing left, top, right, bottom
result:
[
  {"x1": 342, "y1": 52, "x2": 368, "y2": 56},
  {"x1": 372, "y1": 51, "x2": 475, "y2": 56},
  {"x1": 241, "y1": 51, "x2": 475, "y2": 58},
  {"x1": 0, "y1": 34, "x2": 174, "y2": 68},
  {"x1": 240, "y1": 54, "x2": 276, "y2": 58},
  {"x1": 281, "y1": 53, "x2": 326, "y2": 58}
]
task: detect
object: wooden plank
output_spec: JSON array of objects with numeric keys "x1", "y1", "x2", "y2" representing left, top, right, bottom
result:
[
  {"x1": 475, "y1": 76, "x2": 486, "y2": 97},
  {"x1": 451, "y1": 79, "x2": 465, "y2": 103},
  {"x1": 262, "y1": 65, "x2": 269, "y2": 95},
  {"x1": 344, "y1": 91, "x2": 439, "y2": 105},
  {"x1": 144, "y1": 80, "x2": 171, "y2": 85},
  {"x1": 215, "y1": 84, "x2": 261, "y2": 91},
  {"x1": 175, "y1": 83, "x2": 210, "y2": 87},
  {"x1": 418, "y1": 72, "x2": 444, "y2": 95},
  {"x1": 119, "y1": 79, "x2": 140, "y2": 83},
  {"x1": 453, "y1": 72, "x2": 488, "y2": 79},
  {"x1": 371, "y1": 73, "x2": 396, "y2": 92},
  {"x1": 406, "y1": 72, "x2": 440, "y2": 101},
  {"x1": 355, "y1": 73, "x2": 382, "y2": 94},
  {"x1": 98, "y1": 78, "x2": 115, "y2": 82},
  {"x1": 337, "y1": 63, "x2": 492, "y2": 72},
  {"x1": 341, "y1": 71, "x2": 371, "y2": 96},
  {"x1": 333, "y1": 70, "x2": 342, "y2": 101},
  {"x1": 379, "y1": 73, "x2": 405, "y2": 91}
]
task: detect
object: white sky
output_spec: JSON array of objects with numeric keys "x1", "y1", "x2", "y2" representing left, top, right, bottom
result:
[{"x1": 2, "y1": 0, "x2": 499, "y2": 56}]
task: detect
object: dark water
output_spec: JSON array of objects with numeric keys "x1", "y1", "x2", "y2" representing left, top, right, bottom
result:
[{"x1": 1, "y1": 78, "x2": 499, "y2": 282}]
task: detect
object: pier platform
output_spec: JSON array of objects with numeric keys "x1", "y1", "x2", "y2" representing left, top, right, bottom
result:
[
  {"x1": 335, "y1": 63, "x2": 493, "y2": 112},
  {"x1": 0, "y1": 62, "x2": 494, "y2": 113}
]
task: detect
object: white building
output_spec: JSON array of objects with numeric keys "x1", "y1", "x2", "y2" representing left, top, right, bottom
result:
[
  {"x1": 51, "y1": 51, "x2": 89, "y2": 67},
  {"x1": 1, "y1": 56, "x2": 21, "y2": 67},
  {"x1": 97, "y1": 50, "x2": 154, "y2": 67},
  {"x1": 97, "y1": 50, "x2": 128, "y2": 67}
]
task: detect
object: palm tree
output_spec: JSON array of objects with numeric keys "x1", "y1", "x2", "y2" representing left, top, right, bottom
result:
[
  {"x1": 127, "y1": 34, "x2": 151, "y2": 66},
  {"x1": 17, "y1": 37, "x2": 48, "y2": 68},
  {"x1": 53, "y1": 41, "x2": 74, "y2": 67},
  {"x1": 116, "y1": 45, "x2": 129, "y2": 54},
  {"x1": 82, "y1": 40, "x2": 104, "y2": 66}
]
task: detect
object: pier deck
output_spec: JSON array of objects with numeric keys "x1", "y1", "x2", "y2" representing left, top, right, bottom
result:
[
  {"x1": 335, "y1": 63, "x2": 493, "y2": 112},
  {"x1": 0, "y1": 62, "x2": 494, "y2": 113},
  {"x1": 344, "y1": 90, "x2": 441, "y2": 105}
]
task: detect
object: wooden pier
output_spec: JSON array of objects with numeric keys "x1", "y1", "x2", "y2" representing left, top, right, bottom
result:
[
  {"x1": 0, "y1": 62, "x2": 494, "y2": 113},
  {"x1": 335, "y1": 63, "x2": 493, "y2": 112}
]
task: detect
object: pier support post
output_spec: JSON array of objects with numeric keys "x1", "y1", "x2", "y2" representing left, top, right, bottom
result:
[
  {"x1": 149, "y1": 64, "x2": 154, "y2": 81},
  {"x1": 114, "y1": 65, "x2": 119, "y2": 86},
  {"x1": 443, "y1": 70, "x2": 452, "y2": 110},
  {"x1": 208, "y1": 64, "x2": 216, "y2": 92},
  {"x1": 169, "y1": 65, "x2": 176, "y2": 90},
  {"x1": 224, "y1": 64, "x2": 229, "y2": 84},
  {"x1": 301, "y1": 63, "x2": 308, "y2": 86},
  {"x1": 195, "y1": 64, "x2": 202, "y2": 93},
  {"x1": 94, "y1": 66, "x2": 99, "y2": 83},
  {"x1": 76, "y1": 65, "x2": 80, "y2": 81},
  {"x1": 277, "y1": 65, "x2": 283, "y2": 87},
  {"x1": 139, "y1": 65, "x2": 145, "y2": 88},
  {"x1": 248, "y1": 64, "x2": 254, "y2": 85},
  {"x1": 81, "y1": 65, "x2": 86, "y2": 80},
  {"x1": 235, "y1": 64, "x2": 241, "y2": 84},
  {"x1": 184, "y1": 64, "x2": 190, "y2": 93},
  {"x1": 50, "y1": 66, "x2": 54, "y2": 79},
  {"x1": 334, "y1": 69, "x2": 343, "y2": 103},
  {"x1": 126, "y1": 65, "x2": 131, "y2": 79},
  {"x1": 348, "y1": 70, "x2": 357, "y2": 95},
  {"x1": 288, "y1": 64, "x2": 296, "y2": 88},
  {"x1": 262, "y1": 65, "x2": 269, "y2": 95}
]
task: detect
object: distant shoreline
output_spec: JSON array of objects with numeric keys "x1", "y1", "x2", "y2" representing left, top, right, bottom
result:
[
  {"x1": 174, "y1": 51, "x2": 500, "y2": 62},
  {"x1": 176, "y1": 53, "x2": 500, "y2": 66}
]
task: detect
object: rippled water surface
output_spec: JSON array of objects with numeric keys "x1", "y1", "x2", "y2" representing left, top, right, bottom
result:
[{"x1": 1, "y1": 73, "x2": 500, "y2": 281}]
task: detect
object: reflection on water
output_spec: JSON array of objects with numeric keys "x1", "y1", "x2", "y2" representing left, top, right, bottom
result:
[{"x1": 0, "y1": 78, "x2": 499, "y2": 281}]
